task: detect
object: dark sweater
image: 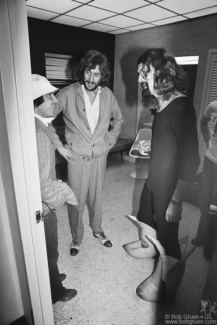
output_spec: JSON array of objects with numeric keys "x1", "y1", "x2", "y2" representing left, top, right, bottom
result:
[{"x1": 147, "y1": 96, "x2": 199, "y2": 197}]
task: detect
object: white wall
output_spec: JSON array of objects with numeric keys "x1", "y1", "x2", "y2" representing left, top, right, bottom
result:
[
  {"x1": 0, "y1": 163, "x2": 24, "y2": 324},
  {"x1": 0, "y1": 115, "x2": 25, "y2": 325},
  {"x1": 0, "y1": 2, "x2": 30, "y2": 322},
  {"x1": 0, "y1": 0, "x2": 38, "y2": 324}
]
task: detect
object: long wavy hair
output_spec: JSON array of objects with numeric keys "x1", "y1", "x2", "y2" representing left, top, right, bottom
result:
[
  {"x1": 138, "y1": 48, "x2": 185, "y2": 111},
  {"x1": 77, "y1": 50, "x2": 111, "y2": 87}
]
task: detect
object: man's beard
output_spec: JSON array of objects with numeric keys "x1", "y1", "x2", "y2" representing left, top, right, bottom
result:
[{"x1": 83, "y1": 79, "x2": 100, "y2": 92}]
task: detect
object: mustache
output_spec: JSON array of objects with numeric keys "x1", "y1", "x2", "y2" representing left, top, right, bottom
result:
[{"x1": 86, "y1": 81, "x2": 96, "y2": 85}]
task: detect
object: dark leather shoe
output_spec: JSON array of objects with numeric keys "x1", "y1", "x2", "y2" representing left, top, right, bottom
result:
[
  {"x1": 70, "y1": 241, "x2": 80, "y2": 256},
  {"x1": 58, "y1": 289, "x2": 77, "y2": 302},
  {"x1": 104, "y1": 240, "x2": 112, "y2": 247},
  {"x1": 93, "y1": 232, "x2": 112, "y2": 247},
  {"x1": 59, "y1": 273, "x2": 66, "y2": 282}
]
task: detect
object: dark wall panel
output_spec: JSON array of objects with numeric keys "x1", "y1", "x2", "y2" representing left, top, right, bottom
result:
[{"x1": 28, "y1": 18, "x2": 115, "y2": 89}]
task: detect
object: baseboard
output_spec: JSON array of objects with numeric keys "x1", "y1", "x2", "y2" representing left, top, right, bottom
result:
[{"x1": 9, "y1": 315, "x2": 30, "y2": 325}]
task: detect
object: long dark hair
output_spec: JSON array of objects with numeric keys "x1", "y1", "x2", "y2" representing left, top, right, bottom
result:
[
  {"x1": 138, "y1": 48, "x2": 185, "y2": 110},
  {"x1": 77, "y1": 50, "x2": 111, "y2": 87}
]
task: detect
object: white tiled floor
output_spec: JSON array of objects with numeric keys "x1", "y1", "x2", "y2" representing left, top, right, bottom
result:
[{"x1": 53, "y1": 156, "x2": 210, "y2": 325}]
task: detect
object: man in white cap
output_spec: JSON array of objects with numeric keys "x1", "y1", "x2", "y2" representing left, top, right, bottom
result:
[{"x1": 32, "y1": 74, "x2": 78, "y2": 304}]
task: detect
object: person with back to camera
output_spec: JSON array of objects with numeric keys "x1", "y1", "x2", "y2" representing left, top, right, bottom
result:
[
  {"x1": 48, "y1": 50, "x2": 124, "y2": 256},
  {"x1": 123, "y1": 48, "x2": 200, "y2": 302},
  {"x1": 32, "y1": 74, "x2": 78, "y2": 303},
  {"x1": 191, "y1": 100, "x2": 217, "y2": 247}
]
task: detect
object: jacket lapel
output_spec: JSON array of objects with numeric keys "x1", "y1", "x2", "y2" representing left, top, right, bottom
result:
[
  {"x1": 99, "y1": 88, "x2": 106, "y2": 121},
  {"x1": 92, "y1": 88, "x2": 107, "y2": 136}
]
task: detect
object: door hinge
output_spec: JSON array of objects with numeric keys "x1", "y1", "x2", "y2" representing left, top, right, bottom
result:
[{"x1": 35, "y1": 210, "x2": 44, "y2": 223}]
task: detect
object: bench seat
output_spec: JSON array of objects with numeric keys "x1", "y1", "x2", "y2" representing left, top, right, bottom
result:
[{"x1": 109, "y1": 137, "x2": 134, "y2": 163}]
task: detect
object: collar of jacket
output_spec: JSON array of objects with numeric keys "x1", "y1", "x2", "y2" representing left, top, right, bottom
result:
[
  {"x1": 35, "y1": 116, "x2": 48, "y2": 130},
  {"x1": 35, "y1": 117, "x2": 55, "y2": 145}
]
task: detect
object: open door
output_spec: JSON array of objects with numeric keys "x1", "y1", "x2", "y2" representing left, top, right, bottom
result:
[
  {"x1": 197, "y1": 49, "x2": 217, "y2": 174},
  {"x1": 0, "y1": 1, "x2": 54, "y2": 324}
]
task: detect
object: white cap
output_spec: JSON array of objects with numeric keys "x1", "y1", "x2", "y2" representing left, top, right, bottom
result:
[{"x1": 32, "y1": 74, "x2": 58, "y2": 100}]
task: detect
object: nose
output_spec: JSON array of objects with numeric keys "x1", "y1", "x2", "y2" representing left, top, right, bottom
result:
[{"x1": 89, "y1": 73, "x2": 94, "y2": 82}]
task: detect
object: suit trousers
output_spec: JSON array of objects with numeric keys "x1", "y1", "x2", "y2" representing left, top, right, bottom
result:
[
  {"x1": 44, "y1": 211, "x2": 66, "y2": 304},
  {"x1": 67, "y1": 153, "x2": 107, "y2": 243}
]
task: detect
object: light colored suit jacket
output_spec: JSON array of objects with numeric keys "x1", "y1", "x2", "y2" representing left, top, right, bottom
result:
[{"x1": 49, "y1": 82, "x2": 124, "y2": 158}]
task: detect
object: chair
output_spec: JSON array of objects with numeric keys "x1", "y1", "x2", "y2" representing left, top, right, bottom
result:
[{"x1": 129, "y1": 128, "x2": 152, "y2": 179}]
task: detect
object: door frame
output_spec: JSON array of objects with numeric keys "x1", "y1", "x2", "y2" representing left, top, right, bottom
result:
[{"x1": 0, "y1": 1, "x2": 54, "y2": 324}]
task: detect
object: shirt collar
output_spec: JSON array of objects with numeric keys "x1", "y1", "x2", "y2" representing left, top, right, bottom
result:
[{"x1": 34, "y1": 113, "x2": 55, "y2": 127}]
